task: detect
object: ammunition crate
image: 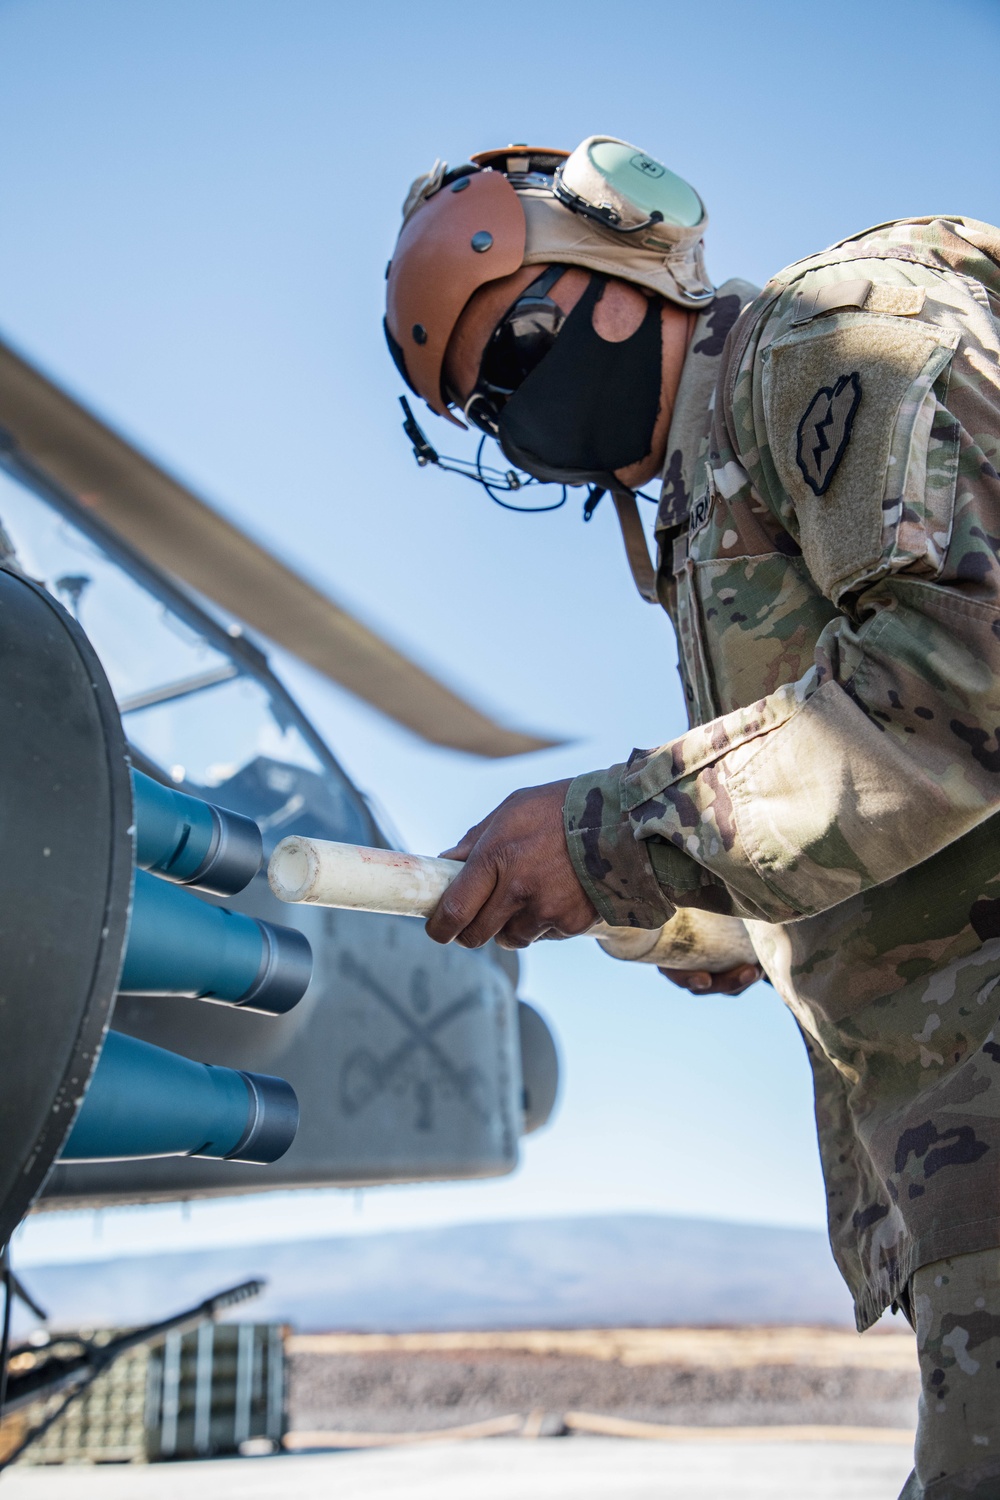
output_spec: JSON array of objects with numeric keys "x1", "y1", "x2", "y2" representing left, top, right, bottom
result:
[{"x1": 19, "y1": 1322, "x2": 285, "y2": 1465}]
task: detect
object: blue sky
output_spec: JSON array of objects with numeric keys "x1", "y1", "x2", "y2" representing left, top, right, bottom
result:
[{"x1": 4, "y1": 0, "x2": 999, "y2": 1266}]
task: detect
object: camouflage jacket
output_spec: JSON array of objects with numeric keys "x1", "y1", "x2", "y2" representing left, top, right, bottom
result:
[{"x1": 565, "y1": 219, "x2": 1000, "y2": 1329}]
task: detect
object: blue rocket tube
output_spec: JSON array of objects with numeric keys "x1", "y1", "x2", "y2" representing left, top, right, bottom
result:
[
  {"x1": 119, "y1": 870, "x2": 312, "y2": 1015},
  {"x1": 61, "y1": 1031, "x2": 298, "y2": 1163},
  {"x1": 132, "y1": 771, "x2": 263, "y2": 896}
]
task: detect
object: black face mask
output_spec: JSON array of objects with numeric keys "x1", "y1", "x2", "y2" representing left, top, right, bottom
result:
[{"x1": 496, "y1": 273, "x2": 663, "y2": 491}]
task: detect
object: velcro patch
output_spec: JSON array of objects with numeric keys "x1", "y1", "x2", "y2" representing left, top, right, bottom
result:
[
  {"x1": 763, "y1": 316, "x2": 958, "y2": 598},
  {"x1": 791, "y1": 277, "x2": 926, "y2": 325},
  {"x1": 792, "y1": 278, "x2": 872, "y2": 324},
  {"x1": 689, "y1": 487, "x2": 714, "y2": 533},
  {"x1": 865, "y1": 284, "x2": 926, "y2": 318}
]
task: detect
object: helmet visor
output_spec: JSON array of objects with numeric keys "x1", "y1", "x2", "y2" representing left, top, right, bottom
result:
[{"x1": 461, "y1": 266, "x2": 568, "y2": 436}]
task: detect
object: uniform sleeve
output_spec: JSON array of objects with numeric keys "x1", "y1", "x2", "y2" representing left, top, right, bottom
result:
[{"x1": 565, "y1": 288, "x2": 1000, "y2": 929}]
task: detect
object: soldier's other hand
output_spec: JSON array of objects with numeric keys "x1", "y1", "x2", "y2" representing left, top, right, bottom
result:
[
  {"x1": 427, "y1": 779, "x2": 598, "y2": 950},
  {"x1": 659, "y1": 963, "x2": 763, "y2": 996}
]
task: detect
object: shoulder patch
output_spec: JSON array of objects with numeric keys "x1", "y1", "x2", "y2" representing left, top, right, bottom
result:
[
  {"x1": 762, "y1": 316, "x2": 959, "y2": 599},
  {"x1": 795, "y1": 372, "x2": 862, "y2": 496}
]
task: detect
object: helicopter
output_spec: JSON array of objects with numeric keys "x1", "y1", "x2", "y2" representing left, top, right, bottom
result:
[{"x1": 0, "y1": 327, "x2": 562, "y2": 1249}]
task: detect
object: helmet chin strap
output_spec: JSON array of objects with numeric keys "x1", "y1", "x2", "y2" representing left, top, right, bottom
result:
[
  {"x1": 609, "y1": 487, "x2": 660, "y2": 603},
  {"x1": 398, "y1": 399, "x2": 661, "y2": 599}
]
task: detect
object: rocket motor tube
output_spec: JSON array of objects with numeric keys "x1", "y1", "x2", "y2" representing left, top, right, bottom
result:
[
  {"x1": 132, "y1": 770, "x2": 263, "y2": 896},
  {"x1": 61, "y1": 1030, "x2": 298, "y2": 1163},
  {"x1": 267, "y1": 836, "x2": 756, "y2": 973},
  {"x1": 120, "y1": 869, "x2": 313, "y2": 1014},
  {"x1": 270, "y1": 839, "x2": 460, "y2": 917}
]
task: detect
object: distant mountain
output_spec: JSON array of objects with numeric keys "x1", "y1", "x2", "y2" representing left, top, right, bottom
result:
[{"x1": 15, "y1": 1215, "x2": 856, "y2": 1332}]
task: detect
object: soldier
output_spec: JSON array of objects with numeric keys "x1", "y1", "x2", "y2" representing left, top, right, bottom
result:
[{"x1": 384, "y1": 138, "x2": 1000, "y2": 1498}]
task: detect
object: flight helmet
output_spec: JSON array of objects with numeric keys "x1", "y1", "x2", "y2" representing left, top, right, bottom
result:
[{"x1": 384, "y1": 136, "x2": 713, "y2": 427}]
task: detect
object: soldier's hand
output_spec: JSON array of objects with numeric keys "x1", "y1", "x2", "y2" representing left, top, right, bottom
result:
[
  {"x1": 426, "y1": 779, "x2": 598, "y2": 950},
  {"x1": 659, "y1": 963, "x2": 763, "y2": 996}
]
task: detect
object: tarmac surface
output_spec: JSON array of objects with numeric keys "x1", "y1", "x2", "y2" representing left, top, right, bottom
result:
[{"x1": 3, "y1": 1436, "x2": 915, "y2": 1500}]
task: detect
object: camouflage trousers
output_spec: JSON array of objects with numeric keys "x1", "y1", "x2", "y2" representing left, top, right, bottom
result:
[{"x1": 899, "y1": 1250, "x2": 1000, "y2": 1499}]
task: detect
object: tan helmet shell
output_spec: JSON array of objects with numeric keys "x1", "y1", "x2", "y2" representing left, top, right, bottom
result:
[
  {"x1": 385, "y1": 169, "x2": 526, "y2": 424},
  {"x1": 385, "y1": 139, "x2": 714, "y2": 420}
]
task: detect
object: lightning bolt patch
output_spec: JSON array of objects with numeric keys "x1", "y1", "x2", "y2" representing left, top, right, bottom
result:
[{"x1": 795, "y1": 372, "x2": 862, "y2": 496}]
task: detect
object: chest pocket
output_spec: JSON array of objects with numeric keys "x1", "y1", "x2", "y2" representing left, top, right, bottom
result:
[
  {"x1": 692, "y1": 551, "x2": 841, "y2": 715},
  {"x1": 673, "y1": 536, "x2": 843, "y2": 726},
  {"x1": 670, "y1": 503, "x2": 721, "y2": 727}
]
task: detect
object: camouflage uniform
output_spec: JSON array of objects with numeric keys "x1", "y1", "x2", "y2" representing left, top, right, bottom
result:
[
  {"x1": 899, "y1": 1248, "x2": 1000, "y2": 1498},
  {"x1": 564, "y1": 219, "x2": 1000, "y2": 1344}
]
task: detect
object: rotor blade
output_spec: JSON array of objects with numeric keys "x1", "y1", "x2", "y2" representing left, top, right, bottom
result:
[{"x1": 0, "y1": 334, "x2": 562, "y2": 758}]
